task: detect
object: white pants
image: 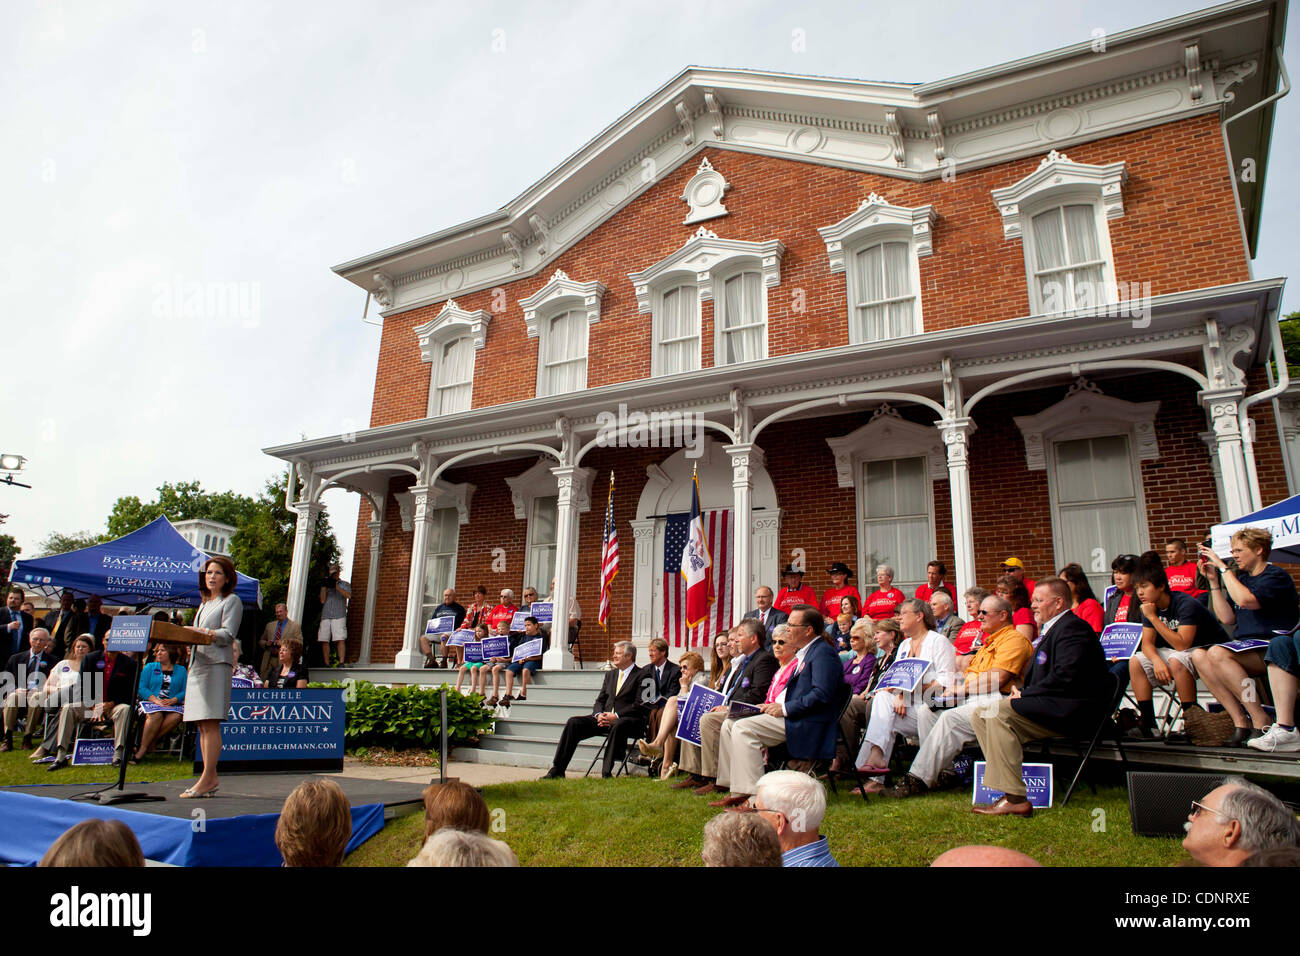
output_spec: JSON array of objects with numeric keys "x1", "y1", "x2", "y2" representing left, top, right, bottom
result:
[
  {"x1": 856, "y1": 691, "x2": 918, "y2": 768},
  {"x1": 716, "y1": 713, "x2": 786, "y2": 797},
  {"x1": 910, "y1": 694, "x2": 1001, "y2": 786}
]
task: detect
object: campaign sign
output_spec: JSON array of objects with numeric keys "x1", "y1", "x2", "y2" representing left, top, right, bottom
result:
[
  {"x1": 529, "y1": 602, "x2": 554, "y2": 624},
  {"x1": 481, "y1": 636, "x2": 510, "y2": 659},
  {"x1": 463, "y1": 642, "x2": 484, "y2": 664},
  {"x1": 509, "y1": 611, "x2": 530, "y2": 632},
  {"x1": 202, "y1": 688, "x2": 345, "y2": 769},
  {"x1": 138, "y1": 701, "x2": 184, "y2": 715},
  {"x1": 1103, "y1": 585, "x2": 1118, "y2": 606},
  {"x1": 447, "y1": 629, "x2": 473, "y2": 648},
  {"x1": 1223, "y1": 638, "x2": 1270, "y2": 653},
  {"x1": 676, "y1": 683, "x2": 725, "y2": 746},
  {"x1": 876, "y1": 658, "x2": 930, "y2": 693},
  {"x1": 106, "y1": 615, "x2": 152, "y2": 654},
  {"x1": 727, "y1": 699, "x2": 762, "y2": 721},
  {"x1": 973, "y1": 761, "x2": 1054, "y2": 809},
  {"x1": 511, "y1": 638, "x2": 544, "y2": 662},
  {"x1": 1100, "y1": 622, "x2": 1144, "y2": 660},
  {"x1": 72, "y1": 738, "x2": 116, "y2": 766},
  {"x1": 425, "y1": 615, "x2": 455, "y2": 635},
  {"x1": 232, "y1": 676, "x2": 256, "y2": 689}
]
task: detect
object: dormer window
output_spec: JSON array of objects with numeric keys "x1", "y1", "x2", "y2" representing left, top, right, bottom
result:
[
  {"x1": 519, "y1": 270, "x2": 607, "y2": 397},
  {"x1": 415, "y1": 299, "x2": 491, "y2": 417}
]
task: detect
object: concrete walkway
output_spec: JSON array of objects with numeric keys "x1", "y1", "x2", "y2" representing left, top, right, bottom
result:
[{"x1": 336, "y1": 757, "x2": 567, "y2": 787}]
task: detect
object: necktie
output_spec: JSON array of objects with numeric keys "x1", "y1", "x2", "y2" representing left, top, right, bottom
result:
[
  {"x1": 276, "y1": 621, "x2": 284, "y2": 640},
  {"x1": 616, "y1": 669, "x2": 626, "y2": 694}
]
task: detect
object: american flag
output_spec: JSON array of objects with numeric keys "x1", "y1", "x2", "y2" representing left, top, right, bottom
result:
[
  {"x1": 663, "y1": 508, "x2": 733, "y2": 647},
  {"x1": 598, "y1": 474, "x2": 618, "y2": 629}
]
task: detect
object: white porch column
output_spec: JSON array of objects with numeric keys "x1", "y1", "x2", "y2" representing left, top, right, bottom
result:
[
  {"x1": 396, "y1": 484, "x2": 433, "y2": 669},
  {"x1": 1201, "y1": 388, "x2": 1254, "y2": 518},
  {"x1": 543, "y1": 466, "x2": 581, "y2": 670},
  {"x1": 630, "y1": 518, "x2": 657, "y2": 651},
  {"x1": 286, "y1": 502, "x2": 322, "y2": 625},
  {"x1": 938, "y1": 418, "x2": 976, "y2": 595},
  {"x1": 751, "y1": 508, "x2": 781, "y2": 600},
  {"x1": 359, "y1": 502, "x2": 384, "y2": 666},
  {"x1": 724, "y1": 444, "x2": 763, "y2": 624}
]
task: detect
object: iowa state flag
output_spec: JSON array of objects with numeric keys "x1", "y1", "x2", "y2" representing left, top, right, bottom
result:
[{"x1": 681, "y1": 472, "x2": 714, "y2": 629}]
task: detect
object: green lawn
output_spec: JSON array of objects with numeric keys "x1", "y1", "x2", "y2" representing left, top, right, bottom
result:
[
  {"x1": 343, "y1": 777, "x2": 1191, "y2": 867},
  {"x1": 0, "y1": 749, "x2": 195, "y2": 788}
]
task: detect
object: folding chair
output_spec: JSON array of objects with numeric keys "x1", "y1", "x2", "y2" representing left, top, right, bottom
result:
[
  {"x1": 1040, "y1": 673, "x2": 1128, "y2": 807},
  {"x1": 569, "y1": 622, "x2": 583, "y2": 670},
  {"x1": 583, "y1": 729, "x2": 634, "y2": 778}
]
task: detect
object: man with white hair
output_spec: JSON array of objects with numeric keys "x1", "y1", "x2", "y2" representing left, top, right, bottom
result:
[
  {"x1": 541, "y1": 640, "x2": 647, "y2": 779},
  {"x1": 1183, "y1": 777, "x2": 1300, "y2": 866},
  {"x1": 751, "y1": 769, "x2": 839, "y2": 867},
  {"x1": 929, "y1": 590, "x2": 962, "y2": 642}
]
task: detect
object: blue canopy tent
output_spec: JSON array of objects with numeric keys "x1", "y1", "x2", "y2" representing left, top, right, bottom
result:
[
  {"x1": 10, "y1": 515, "x2": 262, "y2": 607},
  {"x1": 1210, "y1": 493, "x2": 1300, "y2": 564}
]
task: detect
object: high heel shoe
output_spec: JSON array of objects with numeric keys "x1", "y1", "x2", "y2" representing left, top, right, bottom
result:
[
  {"x1": 657, "y1": 761, "x2": 679, "y2": 781},
  {"x1": 638, "y1": 740, "x2": 663, "y2": 758}
]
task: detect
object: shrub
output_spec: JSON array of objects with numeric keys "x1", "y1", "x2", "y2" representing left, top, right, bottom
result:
[{"x1": 311, "y1": 680, "x2": 495, "y2": 751}]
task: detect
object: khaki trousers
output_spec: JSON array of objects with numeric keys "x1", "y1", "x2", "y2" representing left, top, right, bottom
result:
[
  {"x1": 2, "y1": 690, "x2": 46, "y2": 735},
  {"x1": 716, "y1": 713, "x2": 787, "y2": 797},
  {"x1": 970, "y1": 697, "x2": 1056, "y2": 797},
  {"x1": 679, "y1": 709, "x2": 728, "y2": 778},
  {"x1": 55, "y1": 703, "x2": 131, "y2": 754}
]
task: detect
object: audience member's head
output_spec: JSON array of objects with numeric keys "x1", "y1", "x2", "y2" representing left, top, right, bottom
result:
[
  {"x1": 39, "y1": 819, "x2": 145, "y2": 867},
  {"x1": 422, "y1": 781, "x2": 490, "y2": 840},
  {"x1": 1241, "y1": 846, "x2": 1300, "y2": 866},
  {"x1": 931, "y1": 845, "x2": 1042, "y2": 867},
  {"x1": 733, "y1": 617, "x2": 765, "y2": 648},
  {"x1": 753, "y1": 770, "x2": 828, "y2": 852},
  {"x1": 407, "y1": 828, "x2": 519, "y2": 867},
  {"x1": 702, "y1": 811, "x2": 783, "y2": 867},
  {"x1": 275, "y1": 779, "x2": 353, "y2": 867},
  {"x1": 1183, "y1": 777, "x2": 1300, "y2": 867}
]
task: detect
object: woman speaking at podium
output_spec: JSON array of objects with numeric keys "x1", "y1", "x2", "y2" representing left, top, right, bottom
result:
[{"x1": 181, "y1": 555, "x2": 243, "y2": 798}]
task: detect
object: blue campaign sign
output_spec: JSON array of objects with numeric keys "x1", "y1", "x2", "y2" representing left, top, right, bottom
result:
[
  {"x1": 675, "y1": 683, "x2": 725, "y2": 746},
  {"x1": 1104, "y1": 585, "x2": 1117, "y2": 606},
  {"x1": 138, "y1": 701, "x2": 184, "y2": 715},
  {"x1": 509, "y1": 611, "x2": 529, "y2": 632},
  {"x1": 426, "y1": 616, "x2": 455, "y2": 635},
  {"x1": 529, "y1": 602, "x2": 554, "y2": 624},
  {"x1": 1100, "y1": 622, "x2": 1143, "y2": 660},
  {"x1": 463, "y1": 641, "x2": 484, "y2": 664},
  {"x1": 72, "y1": 738, "x2": 116, "y2": 766},
  {"x1": 727, "y1": 700, "x2": 762, "y2": 721},
  {"x1": 106, "y1": 615, "x2": 152, "y2": 653},
  {"x1": 973, "y1": 761, "x2": 1054, "y2": 808},
  {"x1": 210, "y1": 688, "x2": 346, "y2": 762},
  {"x1": 511, "y1": 638, "x2": 544, "y2": 662},
  {"x1": 447, "y1": 629, "x2": 473, "y2": 648},
  {"x1": 877, "y1": 658, "x2": 930, "y2": 693},
  {"x1": 1223, "y1": 638, "x2": 1270, "y2": 653},
  {"x1": 482, "y1": 635, "x2": 510, "y2": 659}
]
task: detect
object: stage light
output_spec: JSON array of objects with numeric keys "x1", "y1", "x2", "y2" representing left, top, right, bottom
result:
[{"x1": 0, "y1": 454, "x2": 24, "y2": 472}]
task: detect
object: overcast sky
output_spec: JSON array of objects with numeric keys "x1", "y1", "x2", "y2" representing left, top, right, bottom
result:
[{"x1": 4, "y1": 0, "x2": 1295, "y2": 580}]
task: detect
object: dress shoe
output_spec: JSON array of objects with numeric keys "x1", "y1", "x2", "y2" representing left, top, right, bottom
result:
[
  {"x1": 0, "y1": 737, "x2": 11, "y2": 753},
  {"x1": 709, "y1": 793, "x2": 749, "y2": 808},
  {"x1": 671, "y1": 775, "x2": 705, "y2": 790},
  {"x1": 47, "y1": 756, "x2": 69, "y2": 772},
  {"x1": 539, "y1": 768, "x2": 565, "y2": 780},
  {"x1": 971, "y1": 796, "x2": 1033, "y2": 817},
  {"x1": 1225, "y1": 726, "x2": 1264, "y2": 748},
  {"x1": 693, "y1": 782, "x2": 726, "y2": 795}
]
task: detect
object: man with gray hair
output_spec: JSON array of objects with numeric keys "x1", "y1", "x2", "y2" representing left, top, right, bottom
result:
[
  {"x1": 929, "y1": 590, "x2": 962, "y2": 643},
  {"x1": 542, "y1": 640, "x2": 648, "y2": 779},
  {"x1": 2, "y1": 628, "x2": 57, "y2": 751},
  {"x1": 1183, "y1": 777, "x2": 1300, "y2": 866},
  {"x1": 751, "y1": 769, "x2": 839, "y2": 867},
  {"x1": 701, "y1": 810, "x2": 782, "y2": 867}
]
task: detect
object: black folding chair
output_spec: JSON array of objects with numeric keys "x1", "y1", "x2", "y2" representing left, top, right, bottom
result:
[
  {"x1": 583, "y1": 728, "x2": 634, "y2": 778},
  {"x1": 1041, "y1": 673, "x2": 1128, "y2": 807}
]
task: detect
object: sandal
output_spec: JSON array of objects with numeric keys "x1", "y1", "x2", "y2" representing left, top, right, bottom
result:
[
  {"x1": 179, "y1": 786, "x2": 219, "y2": 799},
  {"x1": 856, "y1": 764, "x2": 890, "y2": 776}
]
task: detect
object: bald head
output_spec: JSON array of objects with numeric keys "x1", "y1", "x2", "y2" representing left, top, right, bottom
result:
[{"x1": 931, "y1": 845, "x2": 1042, "y2": 867}]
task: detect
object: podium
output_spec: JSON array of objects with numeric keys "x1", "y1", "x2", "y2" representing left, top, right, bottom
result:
[{"x1": 147, "y1": 620, "x2": 211, "y2": 647}]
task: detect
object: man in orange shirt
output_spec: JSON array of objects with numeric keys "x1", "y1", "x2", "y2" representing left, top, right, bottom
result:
[{"x1": 884, "y1": 595, "x2": 1033, "y2": 798}]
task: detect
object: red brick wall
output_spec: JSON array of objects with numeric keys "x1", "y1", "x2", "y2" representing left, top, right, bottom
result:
[{"x1": 366, "y1": 113, "x2": 1248, "y2": 429}]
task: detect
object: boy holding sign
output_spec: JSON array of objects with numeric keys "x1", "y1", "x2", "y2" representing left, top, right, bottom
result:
[{"x1": 502, "y1": 617, "x2": 547, "y2": 702}]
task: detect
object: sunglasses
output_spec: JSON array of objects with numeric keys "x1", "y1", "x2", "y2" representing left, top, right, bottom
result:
[{"x1": 772, "y1": 639, "x2": 788, "y2": 646}]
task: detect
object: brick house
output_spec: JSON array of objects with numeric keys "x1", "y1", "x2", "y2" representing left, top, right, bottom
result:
[{"x1": 265, "y1": 1, "x2": 1294, "y2": 670}]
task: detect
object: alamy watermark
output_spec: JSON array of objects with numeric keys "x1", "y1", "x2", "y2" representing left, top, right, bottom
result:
[
  {"x1": 594, "y1": 403, "x2": 704, "y2": 458},
  {"x1": 1041, "y1": 278, "x2": 1153, "y2": 328},
  {"x1": 151, "y1": 275, "x2": 261, "y2": 328}
]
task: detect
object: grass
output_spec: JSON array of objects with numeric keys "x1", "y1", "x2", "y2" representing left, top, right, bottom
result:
[
  {"x1": 0, "y1": 749, "x2": 196, "y2": 788},
  {"x1": 342, "y1": 776, "x2": 1191, "y2": 868}
]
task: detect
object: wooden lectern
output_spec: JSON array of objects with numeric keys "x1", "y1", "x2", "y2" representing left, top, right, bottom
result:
[{"x1": 147, "y1": 620, "x2": 211, "y2": 647}]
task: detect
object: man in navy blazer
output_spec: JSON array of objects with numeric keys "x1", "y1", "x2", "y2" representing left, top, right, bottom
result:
[
  {"x1": 712, "y1": 605, "x2": 844, "y2": 807},
  {"x1": 742, "y1": 587, "x2": 788, "y2": 648},
  {"x1": 971, "y1": 577, "x2": 1110, "y2": 817}
]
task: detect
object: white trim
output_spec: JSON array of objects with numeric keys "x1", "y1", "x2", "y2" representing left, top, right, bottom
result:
[
  {"x1": 414, "y1": 299, "x2": 492, "y2": 356},
  {"x1": 1012, "y1": 380, "x2": 1160, "y2": 471},
  {"x1": 629, "y1": 227, "x2": 785, "y2": 310},
  {"x1": 991, "y1": 150, "x2": 1128, "y2": 241},
  {"x1": 518, "y1": 269, "x2": 607, "y2": 334},
  {"x1": 712, "y1": 269, "x2": 769, "y2": 366},
  {"x1": 681, "y1": 155, "x2": 731, "y2": 224},
  {"x1": 818, "y1": 192, "x2": 938, "y2": 269}
]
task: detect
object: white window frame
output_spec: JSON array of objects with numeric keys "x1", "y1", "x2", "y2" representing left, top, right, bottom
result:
[
  {"x1": 1047, "y1": 434, "x2": 1147, "y2": 571},
  {"x1": 431, "y1": 335, "x2": 475, "y2": 416},
  {"x1": 1022, "y1": 198, "x2": 1115, "y2": 314},
  {"x1": 420, "y1": 506, "x2": 461, "y2": 622},
  {"x1": 990, "y1": 150, "x2": 1128, "y2": 316},
  {"x1": 818, "y1": 193, "x2": 936, "y2": 345},
  {"x1": 522, "y1": 495, "x2": 559, "y2": 596},
  {"x1": 505, "y1": 459, "x2": 595, "y2": 594},
  {"x1": 629, "y1": 227, "x2": 784, "y2": 376},
  {"x1": 656, "y1": 283, "x2": 702, "y2": 375},
  {"x1": 713, "y1": 268, "x2": 768, "y2": 366},
  {"x1": 414, "y1": 299, "x2": 491, "y2": 418},
  {"x1": 518, "y1": 269, "x2": 607, "y2": 398},
  {"x1": 857, "y1": 455, "x2": 935, "y2": 596}
]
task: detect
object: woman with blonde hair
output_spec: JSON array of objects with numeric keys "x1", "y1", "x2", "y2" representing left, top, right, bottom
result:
[
  {"x1": 638, "y1": 651, "x2": 707, "y2": 779},
  {"x1": 708, "y1": 632, "x2": 733, "y2": 690},
  {"x1": 39, "y1": 819, "x2": 144, "y2": 867},
  {"x1": 275, "y1": 778, "x2": 353, "y2": 866}
]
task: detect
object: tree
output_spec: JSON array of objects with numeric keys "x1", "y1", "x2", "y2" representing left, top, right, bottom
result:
[
  {"x1": 106, "y1": 480, "x2": 259, "y2": 539},
  {"x1": 36, "y1": 530, "x2": 104, "y2": 556},
  {"x1": 1280, "y1": 311, "x2": 1300, "y2": 378},
  {"x1": 0, "y1": 533, "x2": 18, "y2": 586}
]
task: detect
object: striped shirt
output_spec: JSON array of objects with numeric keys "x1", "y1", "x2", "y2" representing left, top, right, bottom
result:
[{"x1": 782, "y1": 837, "x2": 839, "y2": 868}]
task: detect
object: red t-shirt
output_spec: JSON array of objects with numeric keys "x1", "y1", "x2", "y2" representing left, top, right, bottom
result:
[
  {"x1": 1113, "y1": 593, "x2": 1133, "y2": 623},
  {"x1": 1073, "y1": 598, "x2": 1104, "y2": 635},
  {"x1": 774, "y1": 586, "x2": 817, "y2": 615},
  {"x1": 486, "y1": 604, "x2": 518, "y2": 632},
  {"x1": 914, "y1": 582, "x2": 950, "y2": 602},
  {"x1": 1013, "y1": 606, "x2": 1038, "y2": 643},
  {"x1": 953, "y1": 619, "x2": 984, "y2": 655},
  {"x1": 821, "y1": 585, "x2": 863, "y2": 620},
  {"x1": 1166, "y1": 561, "x2": 1205, "y2": 598},
  {"x1": 862, "y1": 587, "x2": 905, "y2": 621}
]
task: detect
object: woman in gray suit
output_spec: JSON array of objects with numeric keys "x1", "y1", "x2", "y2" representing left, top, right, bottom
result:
[{"x1": 181, "y1": 555, "x2": 243, "y2": 798}]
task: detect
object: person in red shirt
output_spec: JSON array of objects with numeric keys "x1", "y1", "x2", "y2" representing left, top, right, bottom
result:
[
  {"x1": 1104, "y1": 555, "x2": 1138, "y2": 626},
  {"x1": 861, "y1": 564, "x2": 904, "y2": 621},
  {"x1": 1059, "y1": 563, "x2": 1104, "y2": 634},
  {"x1": 1164, "y1": 539, "x2": 1206, "y2": 598},
  {"x1": 914, "y1": 561, "x2": 951, "y2": 602},
  {"x1": 486, "y1": 588, "x2": 519, "y2": 634},
  {"x1": 822, "y1": 562, "x2": 864, "y2": 621},
  {"x1": 994, "y1": 575, "x2": 1036, "y2": 644},
  {"x1": 774, "y1": 565, "x2": 817, "y2": 615},
  {"x1": 1001, "y1": 557, "x2": 1035, "y2": 598},
  {"x1": 953, "y1": 587, "x2": 988, "y2": 657}
]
